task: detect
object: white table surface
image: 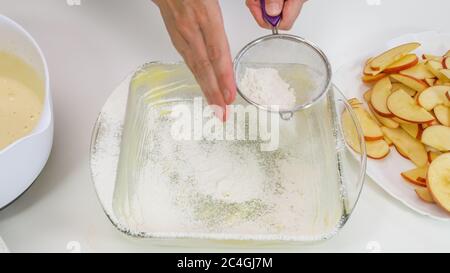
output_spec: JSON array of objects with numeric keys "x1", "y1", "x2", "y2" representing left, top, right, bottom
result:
[{"x1": 0, "y1": 0, "x2": 449, "y2": 253}]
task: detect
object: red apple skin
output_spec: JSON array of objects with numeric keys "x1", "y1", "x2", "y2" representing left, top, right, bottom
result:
[
  {"x1": 417, "y1": 177, "x2": 427, "y2": 183},
  {"x1": 416, "y1": 189, "x2": 435, "y2": 204},
  {"x1": 394, "y1": 145, "x2": 410, "y2": 160},
  {"x1": 401, "y1": 74, "x2": 430, "y2": 88},
  {"x1": 362, "y1": 73, "x2": 387, "y2": 83},
  {"x1": 346, "y1": 139, "x2": 389, "y2": 160},
  {"x1": 391, "y1": 74, "x2": 430, "y2": 93},
  {"x1": 425, "y1": 78, "x2": 437, "y2": 86},
  {"x1": 389, "y1": 112, "x2": 435, "y2": 125},
  {"x1": 368, "y1": 150, "x2": 390, "y2": 160},
  {"x1": 365, "y1": 136, "x2": 385, "y2": 141},
  {"x1": 447, "y1": 91, "x2": 450, "y2": 101},
  {"x1": 417, "y1": 124, "x2": 424, "y2": 140},
  {"x1": 443, "y1": 57, "x2": 449, "y2": 69},
  {"x1": 387, "y1": 91, "x2": 435, "y2": 124},
  {"x1": 383, "y1": 56, "x2": 419, "y2": 74},
  {"x1": 401, "y1": 173, "x2": 427, "y2": 187},
  {"x1": 369, "y1": 101, "x2": 395, "y2": 118}
]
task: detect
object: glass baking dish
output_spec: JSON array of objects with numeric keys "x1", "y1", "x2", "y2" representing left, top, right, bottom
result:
[{"x1": 90, "y1": 62, "x2": 366, "y2": 244}]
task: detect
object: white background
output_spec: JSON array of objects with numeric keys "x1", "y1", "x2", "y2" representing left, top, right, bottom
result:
[{"x1": 0, "y1": 0, "x2": 449, "y2": 253}]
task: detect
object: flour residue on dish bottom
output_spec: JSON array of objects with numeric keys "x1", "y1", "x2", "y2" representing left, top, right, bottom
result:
[{"x1": 113, "y1": 101, "x2": 344, "y2": 239}]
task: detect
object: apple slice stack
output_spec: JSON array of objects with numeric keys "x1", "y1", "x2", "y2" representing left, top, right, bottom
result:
[{"x1": 343, "y1": 43, "x2": 450, "y2": 213}]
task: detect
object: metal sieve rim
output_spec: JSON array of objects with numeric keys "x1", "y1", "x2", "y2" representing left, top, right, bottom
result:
[{"x1": 233, "y1": 34, "x2": 333, "y2": 115}]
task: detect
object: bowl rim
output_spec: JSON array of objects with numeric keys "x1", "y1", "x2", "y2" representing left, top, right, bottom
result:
[{"x1": 0, "y1": 14, "x2": 52, "y2": 155}]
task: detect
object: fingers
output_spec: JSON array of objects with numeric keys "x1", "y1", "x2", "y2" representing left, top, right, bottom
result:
[
  {"x1": 279, "y1": 0, "x2": 306, "y2": 30},
  {"x1": 265, "y1": 0, "x2": 284, "y2": 16},
  {"x1": 172, "y1": 5, "x2": 228, "y2": 117},
  {"x1": 195, "y1": 1, "x2": 236, "y2": 105},
  {"x1": 246, "y1": 0, "x2": 270, "y2": 29},
  {"x1": 247, "y1": 0, "x2": 306, "y2": 30},
  {"x1": 155, "y1": 0, "x2": 234, "y2": 121}
]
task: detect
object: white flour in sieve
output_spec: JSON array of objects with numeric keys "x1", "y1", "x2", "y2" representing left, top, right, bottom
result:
[{"x1": 239, "y1": 67, "x2": 296, "y2": 110}]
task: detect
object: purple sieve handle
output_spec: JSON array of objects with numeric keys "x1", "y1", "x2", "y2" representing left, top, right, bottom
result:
[{"x1": 260, "y1": 0, "x2": 282, "y2": 28}]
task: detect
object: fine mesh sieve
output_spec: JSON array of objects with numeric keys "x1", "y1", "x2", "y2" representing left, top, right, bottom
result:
[{"x1": 234, "y1": 0, "x2": 332, "y2": 120}]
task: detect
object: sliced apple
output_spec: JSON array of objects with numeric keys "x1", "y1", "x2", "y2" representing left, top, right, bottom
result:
[
  {"x1": 381, "y1": 127, "x2": 428, "y2": 167},
  {"x1": 391, "y1": 83, "x2": 417, "y2": 96},
  {"x1": 363, "y1": 90, "x2": 372, "y2": 103},
  {"x1": 342, "y1": 109, "x2": 361, "y2": 153},
  {"x1": 387, "y1": 90, "x2": 435, "y2": 124},
  {"x1": 415, "y1": 188, "x2": 436, "y2": 204},
  {"x1": 417, "y1": 85, "x2": 450, "y2": 110},
  {"x1": 370, "y1": 42, "x2": 421, "y2": 71},
  {"x1": 370, "y1": 77, "x2": 393, "y2": 117},
  {"x1": 383, "y1": 54, "x2": 419, "y2": 73},
  {"x1": 391, "y1": 116, "x2": 415, "y2": 125},
  {"x1": 351, "y1": 104, "x2": 384, "y2": 141},
  {"x1": 348, "y1": 98, "x2": 363, "y2": 108},
  {"x1": 445, "y1": 50, "x2": 450, "y2": 57},
  {"x1": 426, "y1": 60, "x2": 448, "y2": 82},
  {"x1": 395, "y1": 144, "x2": 410, "y2": 160},
  {"x1": 366, "y1": 139, "x2": 391, "y2": 159},
  {"x1": 422, "y1": 120, "x2": 440, "y2": 129},
  {"x1": 436, "y1": 80, "x2": 450, "y2": 86},
  {"x1": 400, "y1": 123, "x2": 423, "y2": 140},
  {"x1": 443, "y1": 57, "x2": 450, "y2": 69},
  {"x1": 341, "y1": 109, "x2": 389, "y2": 159},
  {"x1": 434, "y1": 105, "x2": 450, "y2": 126},
  {"x1": 390, "y1": 74, "x2": 428, "y2": 92},
  {"x1": 425, "y1": 78, "x2": 437, "y2": 87},
  {"x1": 427, "y1": 153, "x2": 450, "y2": 213},
  {"x1": 384, "y1": 135, "x2": 393, "y2": 146},
  {"x1": 428, "y1": 151, "x2": 442, "y2": 163},
  {"x1": 364, "y1": 62, "x2": 381, "y2": 76},
  {"x1": 422, "y1": 54, "x2": 443, "y2": 62},
  {"x1": 400, "y1": 63, "x2": 435, "y2": 80},
  {"x1": 421, "y1": 125, "x2": 450, "y2": 152},
  {"x1": 440, "y1": 69, "x2": 450, "y2": 81},
  {"x1": 401, "y1": 166, "x2": 428, "y2": 187},
  {"x1": 368, "y1": 103, "x2": 400, "y2": 129},
  {"x1": 362, "y1": 73, "x2": 387, "y2": 83}
]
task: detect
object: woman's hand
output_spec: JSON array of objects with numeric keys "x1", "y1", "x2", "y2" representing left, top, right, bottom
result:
[
  {"x1": 246, "y1": 0, "x2": 307, "y2": 30},
  {"x1": 153, "y1": 0, "x2": 236, "y2": 121}
]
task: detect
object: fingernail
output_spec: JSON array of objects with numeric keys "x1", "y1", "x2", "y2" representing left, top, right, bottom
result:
[{"x1": 266, "y1": 2, "x2": 282, "y2": 16}]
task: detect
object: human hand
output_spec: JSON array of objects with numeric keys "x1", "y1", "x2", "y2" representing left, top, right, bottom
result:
[
  {"x1": 153, "y1": 0, "x2": 236, "y2": 121},
  {"x1": 246, "y1": 0, "x2": 307, "y2": 30}
]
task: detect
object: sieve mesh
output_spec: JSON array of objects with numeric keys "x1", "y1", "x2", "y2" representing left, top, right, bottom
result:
[{"x1": 234, "y1": 34, "x2": 332, "y2": 117}]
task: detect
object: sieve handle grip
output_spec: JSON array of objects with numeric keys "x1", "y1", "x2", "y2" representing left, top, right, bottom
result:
[{"x1": 260, "y1": 0, "x2": 282, "y2": 28}]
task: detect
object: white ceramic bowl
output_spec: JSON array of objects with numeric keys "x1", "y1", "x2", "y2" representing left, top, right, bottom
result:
[{"x1": 0, "y1": 15, "x2": 53, "y2": 209}]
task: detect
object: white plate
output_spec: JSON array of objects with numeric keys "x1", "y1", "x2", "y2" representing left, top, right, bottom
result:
[{"x1": 334, "y1": 31, "x2": 450, "y2": 221}]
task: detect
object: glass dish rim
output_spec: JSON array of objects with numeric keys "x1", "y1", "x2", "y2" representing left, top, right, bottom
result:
[{"x1": 89, "y1": 62, "x2": 367, "y2": 243}]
